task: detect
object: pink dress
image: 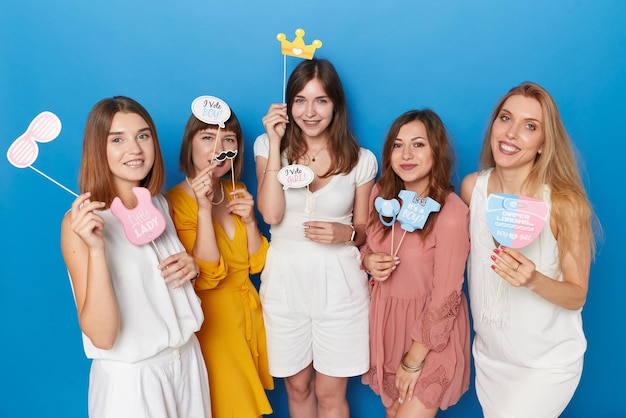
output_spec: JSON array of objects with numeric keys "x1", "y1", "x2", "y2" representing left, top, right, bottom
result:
[{"x1": 361, "y1": 187, "x2": 471, "y2": 410}]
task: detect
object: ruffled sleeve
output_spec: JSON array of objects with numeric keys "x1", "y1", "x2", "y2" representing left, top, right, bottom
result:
[{"x1": 410, "y1": 193, "x2": 470, "y2": 352}]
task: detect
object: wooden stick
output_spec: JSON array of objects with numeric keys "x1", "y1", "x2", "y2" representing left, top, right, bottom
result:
[{"x1": 393, "y1": 230, "x2": 407, "y2": 258}]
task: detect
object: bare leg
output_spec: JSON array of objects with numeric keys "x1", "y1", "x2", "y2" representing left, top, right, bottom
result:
[
  {"x1": 285, "y1": 364, "x2": 317, "y2": 418},
  {"x1": 315, "y1": 372, "x2": 349, "y2": 418},
  {"x1": 390, "y1": 397, "x2": 438, "y2": 418}
]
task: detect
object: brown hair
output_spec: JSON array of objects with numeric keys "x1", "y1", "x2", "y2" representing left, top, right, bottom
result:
[
  {"x1": 78, "y1": 96, "x2": 164, "y2": 207},
  {"x1": 479, "y1": 81, "x2": 596, "y2": 259},
  {"x1": 282, "y1": 58, "x2": 360, "y2": 177},
  {"x1": 178, "y1": 110, "x2": 244, "y2": 180},
  {"x1": 371, "y1": 109, "x2": 455, "y2": 239}
]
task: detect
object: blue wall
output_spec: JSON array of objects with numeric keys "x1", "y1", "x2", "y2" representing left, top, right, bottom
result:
[{"x1": 1, "y1": 1, "x2": 623, "y2": 416}]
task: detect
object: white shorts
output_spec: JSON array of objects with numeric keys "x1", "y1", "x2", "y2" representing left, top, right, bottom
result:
[
  {"x1": 88, "y1": 336, "x2": 211, "y2": 418},
  {"x1": 260, "y1": 244, "x2": 370, "y2": 378}
]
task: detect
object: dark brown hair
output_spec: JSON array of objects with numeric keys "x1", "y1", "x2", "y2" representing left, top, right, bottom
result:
[
  {"x1": 282, "y1": 58, "x2": 360, "y2": 177},
  {"x1": 370, "y1": 109, "x2": 454, "y2": 239}
]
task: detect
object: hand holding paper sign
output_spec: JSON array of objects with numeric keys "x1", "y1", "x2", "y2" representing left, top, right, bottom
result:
[
  {"x1": 376, "y1": 191, "x2": 441, "y2": 257},
  {"x1": 110, "y1": 187, "x2": 166, "y2": 260},
  {"x1": 486, "y1": 193, "x2": 549, "y2": 248}
]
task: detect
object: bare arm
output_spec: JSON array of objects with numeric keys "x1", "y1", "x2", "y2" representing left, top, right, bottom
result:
[
  {"x1": 303, "y1": 179, "x2": 374, "y2": 245},
  {"x1": 61, "y1": 193, "x2": 120, "y2": 349},
  {"x1": 256, "y1": 104, "x2": 288, "y2": 225},
  {"x1": 228, "y1": 187, "x2": 264, "y2": 255},
  {"x1": 186, "y1": 166, "x2": 220, "y2": 263},
  {"x1": 460, "y1": 172, "x2": 477, "y2": 206}
]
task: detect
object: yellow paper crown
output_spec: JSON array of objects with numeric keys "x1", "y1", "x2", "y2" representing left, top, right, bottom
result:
[{"x1": 276, "y1": 28, "x2": 322, "y2": 60}]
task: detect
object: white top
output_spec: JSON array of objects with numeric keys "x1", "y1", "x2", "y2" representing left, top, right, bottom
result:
[
  {"x1": 468, "y1": 169, "x2": 586, "y2": 417},
  {"x1": 72, "y1": 195, "x2": 204, "y2": 363},
  {"x1": 253, "y1": 133, "x2": 377, "y2": 248}
]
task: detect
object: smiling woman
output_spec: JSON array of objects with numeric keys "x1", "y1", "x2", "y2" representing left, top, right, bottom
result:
[
  {"x1": 165, "y1": 109, "x2": 274, "y2": 418},
  {"x1": 60, "y1": 96, "x2": 211, "y2": 418},
  {"x1": 461, "y1": 82, "x2": 598, "y2": 418}
]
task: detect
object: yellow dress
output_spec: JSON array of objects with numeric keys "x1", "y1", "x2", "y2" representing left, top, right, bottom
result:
[{"x1": 165, "y1": 180, "x2": 273, "y2": 417}]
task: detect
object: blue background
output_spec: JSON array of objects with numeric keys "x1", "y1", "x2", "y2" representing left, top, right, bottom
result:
[{"x1": 1, "y1": 1, "x2": 623, "y2": 417}]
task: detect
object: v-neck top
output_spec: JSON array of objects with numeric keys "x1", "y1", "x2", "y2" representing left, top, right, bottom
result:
[{"x1": 254, "y1": 133, "x2": 377, "y2": 247}]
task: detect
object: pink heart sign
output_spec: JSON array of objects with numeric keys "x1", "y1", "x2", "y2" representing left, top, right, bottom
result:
[
  {"x1": 110, "y1": 187, "x2": 166, "y2": 246},
  {"x1": 486, "y1": 193, "x2": 549, "y2": 248}
]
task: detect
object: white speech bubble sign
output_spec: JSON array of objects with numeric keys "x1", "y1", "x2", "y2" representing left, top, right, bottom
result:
[
  {"x1": 277, "y1": 164, "x2": 314, "y2": 190},
  {"x1": 191, "y1": 96, "x2": 231, "y2": 128}
]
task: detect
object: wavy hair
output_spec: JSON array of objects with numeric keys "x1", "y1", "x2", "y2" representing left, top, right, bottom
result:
[
  {"x1": 371, "y1": 109, "x2": 455, "y2": 239},
  {"x1": 479, "y1": 81, "x2": 597, "y2": 259}
]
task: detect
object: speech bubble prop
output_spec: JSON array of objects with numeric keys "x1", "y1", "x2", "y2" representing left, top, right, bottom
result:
[
  {"x1": 191, "y1": 96, "x2": 231, "y2": 128},
  {"x1": 111, "y1": 187, "x2": 166, "y2": 250},
  {"x1": 277, "y1": 164, "x2": 314, "y2": 190},
  {"x1": 486, "y1": 193, "x2": 549, "y2": 248},
  {"x1": 6, "y1": 111, "x2": 78, "y2": 197}
]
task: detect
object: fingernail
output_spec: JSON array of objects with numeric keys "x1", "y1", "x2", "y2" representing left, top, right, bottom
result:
[
  {"x1": 491, "y1": 265, "x2": 496, "y2": 270},
  {"x1": 501, "y1": 246, "x2": 507, "y2": 250},
  {"x1": 493, "y1": 248, "x2": 500, "y2": 254},
  {"x1": 490, "y1": 255, "x2": 496, "y2": 261}
]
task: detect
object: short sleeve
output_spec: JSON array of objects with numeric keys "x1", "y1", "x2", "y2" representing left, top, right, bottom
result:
[
  {"x1": 355, "y1": 148, "x2": 378, "y2": 187},
  {"x1": 253, "y1": 133, "x2": 270, "y2": 160}
]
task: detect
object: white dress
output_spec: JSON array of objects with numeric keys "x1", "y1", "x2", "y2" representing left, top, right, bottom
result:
[
  {"x1": 468, "y1": 169, "x2": 586, "y2": 418},
  {"x1": 254, "y1": 134, "x2": 377, "y2": 378},
  {"x1": 69, "y1": 195, "x2": 211, "y2": 418}
]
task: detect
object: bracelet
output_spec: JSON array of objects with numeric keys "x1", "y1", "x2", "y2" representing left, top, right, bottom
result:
[
  {"x1": 400, "y1": 352, "x2": 424, "y2": 373},
  {"x1": 262, "y1": 169, "x2": 280, "y2": 174}
]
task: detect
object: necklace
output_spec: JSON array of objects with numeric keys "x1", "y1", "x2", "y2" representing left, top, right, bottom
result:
[
  {"x1": 185, "y1": 177, "x2": 225, "y2": 205},
  {"x1": 308, "y1": 141, "x2": 328, "y2": 162}
]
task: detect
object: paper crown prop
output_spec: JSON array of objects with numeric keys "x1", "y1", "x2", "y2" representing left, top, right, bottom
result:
[{"x1": 277, "y1": 28, "x2": 322, "y2": 59}]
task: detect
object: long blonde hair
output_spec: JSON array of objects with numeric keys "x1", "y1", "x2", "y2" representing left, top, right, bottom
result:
[{"x1": 480, "y1": 82, "x2": 597, "y2": 260}]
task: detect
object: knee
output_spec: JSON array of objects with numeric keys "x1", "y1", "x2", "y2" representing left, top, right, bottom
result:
[
  {"x1": 285, "y1": 377, "x2": 315, "y2": 402},
  {"x1": 315, "y1": 384, "x2": 347, "y2": 409}
]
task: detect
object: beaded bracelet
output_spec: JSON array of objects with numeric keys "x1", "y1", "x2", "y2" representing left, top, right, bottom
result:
[{"x1": 400, "y1": 352, "x2": 424, "y2": 373}]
